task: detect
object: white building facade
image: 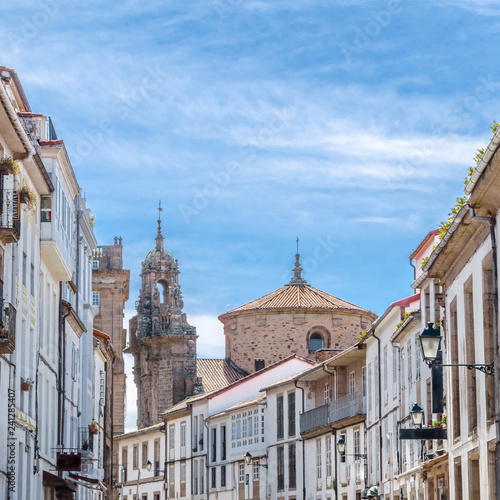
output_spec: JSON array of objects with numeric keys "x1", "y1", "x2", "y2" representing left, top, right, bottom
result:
[{"x1": 0, "y1": 65, "x2": 108, "y2": 500}]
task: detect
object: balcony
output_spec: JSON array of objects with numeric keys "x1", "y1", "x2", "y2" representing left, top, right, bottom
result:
[
  {"x1": 0, "y1": 301, "x2": 16, "y2": 354},
  {"x1": 300, "y1": 404, "x2": 329, "y2": 434},
  {"x1": 330, "y1": 393, "x2": 366, "y2": 424},
  {"x1": 41, "y1": 204, "x2": 72, "y2": 282},
  {"x1": 79, "y1": 427, "x2": 95, "y2": 455},
  {"x1": 300, "y1": 395, "x2": 367, "y2": 435},
  {"x1": 0, "y1": 189, "x2": 20, "y2": 244}
]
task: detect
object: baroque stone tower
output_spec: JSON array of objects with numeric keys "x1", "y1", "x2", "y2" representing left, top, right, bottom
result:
[{"x1": 127, "y1": 210, "x2": 200, "y2": 428}]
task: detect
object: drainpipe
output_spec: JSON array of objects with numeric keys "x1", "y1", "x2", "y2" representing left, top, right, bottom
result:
[
  {"x1": 332, "y1": 429, "x2": 338, "y2": 500},
  {"x1": 294, "y1": 380, "x2": 306, "y2": 500},
  {"x1": 321, "y1": 363, "x2": 336, "y2": 403},
  {"x1": 371, "y1": 330, "x2": 383, "y2": 486},
  {"x1": 189, "y1": 404, "x2": 194, "y2": 500},
  {"x1": 392, "y1": 343, "x2": 402, "y2": 477},
  {"x1": 75, "y1": 195, "x2": 80, "y2": 316},
  {"x1": 60, "y1": 298, "x2": 71, "y2": 451},
  {"x1": 469, "y1": 207, "x2": 500, "y2": 500},
  {"x1": 164, "y1": 416, "x2": 169, "y2": 500},
  {"x1": 204, "y1": 419, "x2": 210, "y2": 500},
  {"x1": 409, "y1": 258, "x2": 416, "y2": 286},
  {"x1": 58, "y1": 282, "x2": 71, "y2": 449}
]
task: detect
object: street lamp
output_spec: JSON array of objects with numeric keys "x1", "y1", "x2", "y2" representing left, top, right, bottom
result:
[
  {"x1": 243, "y1": 452, "x2": 268, "y2": 468},
  {"x1": 361, "y1": 486, "x2": 379, "y2": 498},
  {"x1": 419, "y1": 322, "x2": 494, "y2": 375},
  {"x1": 410, "y1": 403, "x2": 424, "y2": 428},
  {"x1": 336, "y1": 438, "x2": 346, "y2": 455},
  {"x1": 336, "y1": 438, "x2": 366, "y2": 460},
  {"x1": 419, "y1": 323, "x2": 441, "y2": 362},
  {"x1": 146, "y1": 460, "x2": 152, "y2": 472}
]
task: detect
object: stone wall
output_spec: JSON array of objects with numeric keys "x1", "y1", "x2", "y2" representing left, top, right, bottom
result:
[
  {"x1": 136, "y1": 335, "x2": 198, "y2": 427},
  {"x1": 223, "y1": 310, "x2": 372, "y2": 374},
  {"x1": 93, "y1": 242, "x2": 130, "y2": 436}
]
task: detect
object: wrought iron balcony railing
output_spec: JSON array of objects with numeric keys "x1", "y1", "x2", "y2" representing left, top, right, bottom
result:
[
  {"x1": 300, "y1": 404, "x2": 329, "y2": 434},
  {"x1": 0, "y1": 301, "x2": 16, "y2": 354},
  {"x1": 79, "y1": 427, "x2": 95, "y2": 454},
  {"x1": 300, "y1": 394, "x2": 367, "y2": 434},
  {"x1": 330, "y1": 394, "x2": 366, "y2": 423}
]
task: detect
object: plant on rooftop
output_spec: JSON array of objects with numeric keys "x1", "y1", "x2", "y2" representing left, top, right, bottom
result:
[
  {"x1": 395, "y1": 312, "x2": 411, "y2": 331},
  {"x1": 438, "y1": 120, "x2": 499, "y2": 241}
]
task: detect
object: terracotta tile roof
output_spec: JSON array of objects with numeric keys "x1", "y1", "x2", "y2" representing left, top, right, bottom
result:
[
  {"x1": 163, "y1": 393, "x2": 210, "y2": 415},
  {"x1": 164, "y1": 355, "x2": 314, "y2": 416},
  {"x1": 114, "y1": 422, "x2": 164, "y2": 440},
  {"x1": 220, "y1": 284, "x2": 376, "y2": 318},
  {"x1": 197, "y1": 358, "x2": 246, "y2": 393}
]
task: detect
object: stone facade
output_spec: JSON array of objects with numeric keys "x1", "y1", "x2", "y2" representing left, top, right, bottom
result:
[
  {"x1": 220, "y1": 255, "x2": 377, "y2": 374},
  {"x1": 127, "y1": 216, "x2": 201, "y2": 428},
  {"x1": 92, "y1": 238, "x2": 130, "y2": 436},
  {"x1": 222, "y1": 310, "x2": 374, "y2": 373}
]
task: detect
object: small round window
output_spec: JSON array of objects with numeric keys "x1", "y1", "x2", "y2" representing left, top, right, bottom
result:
[{"x1": 309, "y1": 332, "x2": 324, "y2": 352}]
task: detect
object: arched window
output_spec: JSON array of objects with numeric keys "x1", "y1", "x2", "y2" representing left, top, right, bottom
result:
[
  {"x1": 309, "y1": 332, "x2": 324, "y2": 352},
  {"x1": 156, "y1": 280, "x2": 169, "y2": 304}
]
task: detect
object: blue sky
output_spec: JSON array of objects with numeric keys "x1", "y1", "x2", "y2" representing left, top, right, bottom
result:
[{"x1": 2, "y1": 0, "x2": 500, "y2": 429}]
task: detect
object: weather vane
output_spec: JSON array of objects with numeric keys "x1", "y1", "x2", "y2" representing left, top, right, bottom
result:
[{"x1": 296, "y1": 237, "x2": 299, "y2": 255}]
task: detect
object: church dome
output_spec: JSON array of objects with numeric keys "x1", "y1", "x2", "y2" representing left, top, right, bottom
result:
[
  {"x1": 219, "y1": 250, "x2": 377, "y2": 374},
  {"x1": 219, "y1": 253, "x2": 376, "y2": 320},
  {"x1": 142, "y1": 213, "x2": 177, "y2": 270},
  {"x1": 143, "y1": 245, "x2": 175, "y2": 268}
]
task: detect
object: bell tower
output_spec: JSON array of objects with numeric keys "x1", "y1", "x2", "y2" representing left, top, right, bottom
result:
[{"x1": 127, "y1": 205, "x2": 201, "y2": 428}]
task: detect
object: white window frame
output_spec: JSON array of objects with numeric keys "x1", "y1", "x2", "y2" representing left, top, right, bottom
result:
[
  {"x1": 316, "y1": 439, "x2": 322, "y2": 485},
  {"x1": 253, "y1": 461, "x2": 259, "y2": 481},
  {"x1": 349, "y1": 371, "x2": 355, "y2": 395},
  {"x1": 326, "y1": 435, "x2": 332, "y2": 479},
  {"x1": 180, "y1": 422, "x2": 186, "y2": 457},
  {"x1": 169, "y1": 425, "x2": 175, "y2": 460}
]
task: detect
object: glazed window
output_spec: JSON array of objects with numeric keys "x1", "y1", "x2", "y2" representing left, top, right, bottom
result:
[{"x1": 309, "y1": 332, "x2": 324, "y2": 351}]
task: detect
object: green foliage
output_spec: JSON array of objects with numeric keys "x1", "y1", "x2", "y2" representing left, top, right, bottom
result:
[
  {"x1": 447, "y1": 120, "x2": 500, "y2": 239},
  {"x1": 395, "y1": 312, "x2": 411, "y2": 331},
  {"x1": 20, "y1": 185, "x2": 37, "y2": 210},
  {"x1": 425, "y1": 414, "x2": 446, "y2": 428},
  {"x1": 89, "y1": 214, "x2": 96, "y2": 228},
  {"x1": 438, "y1": 195, "x2": 468, "y2": 240}
]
